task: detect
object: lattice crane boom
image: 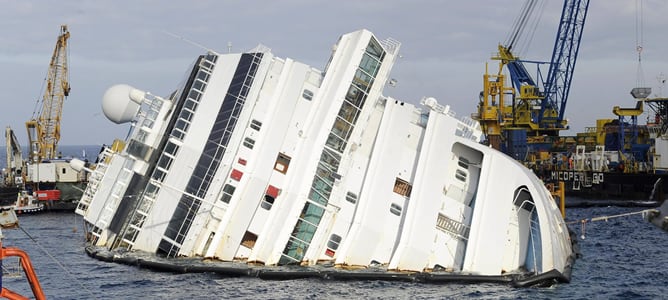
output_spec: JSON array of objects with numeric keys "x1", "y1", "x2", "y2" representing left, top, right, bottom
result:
[
  {"x1": 541, "y1": 0, "x2": 590, "y2": 126},
  {"x1": 26, "y1": 25, "x2": 70, "y2": 162}
]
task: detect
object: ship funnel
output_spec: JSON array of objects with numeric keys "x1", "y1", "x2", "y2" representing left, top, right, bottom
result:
[{"x1": 102, "y1": 84, "x2": 146, "y2": 124}]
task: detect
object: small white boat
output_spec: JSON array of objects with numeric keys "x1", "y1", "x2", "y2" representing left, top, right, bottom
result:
[
  {"x1": 72, "y1": 29, "x2": 575, "y2": 286},
  {"x1": 646, "y1": 200, "x2": 668, "y2": 231},
  {"x1": 2, "y1": 191, "x2": 45, "y2": 214}
]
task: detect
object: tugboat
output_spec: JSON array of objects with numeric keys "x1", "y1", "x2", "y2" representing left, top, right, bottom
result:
[{"x1": 72, "y1": 29, "x2": 576, "y2": 286}]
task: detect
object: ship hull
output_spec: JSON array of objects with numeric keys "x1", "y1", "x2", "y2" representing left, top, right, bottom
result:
[{"x1": 536, "y1": 169, "x2": 667, "y2": 206}]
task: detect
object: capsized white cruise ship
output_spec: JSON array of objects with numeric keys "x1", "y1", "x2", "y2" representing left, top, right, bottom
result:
[{"x1": 73, "y1": 29, "x2": 576, "y2": 286}]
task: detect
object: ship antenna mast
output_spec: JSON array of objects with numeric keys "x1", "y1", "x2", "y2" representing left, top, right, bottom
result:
[
  {"x1": 162, "y1": 31, "x2": 220, "y2": 56},
  {"x1": 635, "y1": 0, "x2": 645, "y2": 87}
]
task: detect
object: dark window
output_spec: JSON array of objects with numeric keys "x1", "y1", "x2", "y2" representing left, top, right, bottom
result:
[
  {"x1": 261, "y1": 194, "x2": 275, "y2": 210},
  {"x1": 390, "y1": 203, "x2": 402, "y2": 216},
  {"x1": 455, "y1": 169, "x2": 467, "y2": 182},
  {"x1": 241, "y1": 231, "x2": 258, "y2": 249},
  {"x1": 327, "y1": 234, "x2": 342, "y2": 250},
  {"x1": 243, "y1": 137, "x2": 255, "y2": 149},
  {"x1": 221, "y1": 184, "x2": 235, "y2": 203},
  {"x1": 250, "y1": 119, "x2": 262, "y2": 131},
  {"x1": 302, "y1": 89, "x2": 314, "y2": 100},
  {"x1": 345, "y1": 192, "x2": 358, "y2": 204}
]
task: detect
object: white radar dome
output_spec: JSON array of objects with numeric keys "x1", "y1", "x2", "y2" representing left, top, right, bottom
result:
[{"x1": 102, "y1": 84, "x2": 146, "y2": 124}]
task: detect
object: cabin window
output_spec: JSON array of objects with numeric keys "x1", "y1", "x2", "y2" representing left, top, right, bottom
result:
[
  {"x1": 327, "y1": 234, "x2": 342, "y2": 251},
  {"x1": 241, "y1": 231, "x2": 258, "y2": 249},
  {"x1": 243, "y1": 137, "x2": 255, "y2": 149},
  {"x1": 221, "y1": 184, "x2": 235, "y2": 203},
  {"x1": 261, "y1": 185, "x2": 279, "y2": 210},
  {"x1": 261, "y1": 194, "x2": 275, "y2": 210},
  {"x1": 513, "y1": 186, "x2": 535, "y2": 211},
  {"x1": 390, "y1": 203, "x2": 402, "y2": 216},
  {"x1": 145, "y1": 182, "x2": 160, "y2": 198},
  {"x1": 61, "y1": 168, "x2": 67, "y2": 174},
  {"x1": 184, "y1": 98, "x2": 197, "y2": 111},
  {"x1": 302, "y1": 89, "x2": 314, "y2": 101},
  {"x1": 175, "y1": 119, "x2": 190, "y2": 132},
  {"x1": 393, "y1": 177, "x2": 412, "y2": 197},
  {"x1": 152, "y1": 168, "x2": 166, "y2": 182},
  {"x1": 274, "y1": 153, "x2": 291, "y2": 174},
  {"x1": 165, "y1": 141, "x2": 179, "y2": 156},
  {"x1": 250, "y1": 119, "x2": 262, "y2": 131},
  {"x1": 157, "y1": 155, "x2": 173, "y2": 170},
  {"x1": 345, "y1": 192, "x2": 358, "y2": 204},
  {"x1": 458, "y1": 156, "x2": 470, "y2": 169},
  {"x1": 455, "y1": 169, "x2": 467, "y2": 182}
]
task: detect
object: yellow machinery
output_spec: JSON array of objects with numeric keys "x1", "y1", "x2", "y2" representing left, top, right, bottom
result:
[
  {"x1": 475, "y1": 0, "x2": 589, "y2": 156},
  {"x1": 26, "y1": 25, "x2": 71, "y2": 163}
]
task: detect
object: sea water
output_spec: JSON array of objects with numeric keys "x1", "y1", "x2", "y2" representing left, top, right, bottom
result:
[
  {"x1": 1, "y1": 206, "x2": 666, "y2": 299},
  {"x1": 1, "y1": 146, "x2": 667, "y2": 299}
]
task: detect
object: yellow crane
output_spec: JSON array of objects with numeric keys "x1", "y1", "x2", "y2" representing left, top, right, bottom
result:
[{"x1": 26, "y1": 25, "x2": 70, "y2": 163}]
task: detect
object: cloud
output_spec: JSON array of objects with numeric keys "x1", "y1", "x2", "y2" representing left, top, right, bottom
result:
[{"x1": 2, "y1": 0, "x2": 668, "y2": 146}]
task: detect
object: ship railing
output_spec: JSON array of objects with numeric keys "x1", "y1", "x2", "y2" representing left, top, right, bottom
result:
[
  {"x1": 380, "y1": 37, "x2": 401, "y2": 55},
  {"x1": 75, "y1": 167, "x2": 104, "y2": 215},
  {"x1": 456, "y1": 116, "x2": 483, "y2": 142},
  {"x1": 436, "y1": 213, "x2": 470, "y2": 241},
  {"x1": 76, "y1": 146, "x2": 117, "y2": 215}
]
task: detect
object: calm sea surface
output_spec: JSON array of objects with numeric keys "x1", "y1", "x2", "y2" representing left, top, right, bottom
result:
[
  {"x1": 2, "y1": 204, "x2": 666, "y2": 299},
  {"x1": 2, "y1": 146, "x2": 668, "y2": 299}
]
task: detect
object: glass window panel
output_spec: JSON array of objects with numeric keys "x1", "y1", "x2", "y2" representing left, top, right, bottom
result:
[
  {"x1": 330, "y1": 118, "x2": 352, "y2": 140},
  {"x1": 188, "y1": 90, "x2": 201, "y2": 102},
  {"x1": 302, "y1": 89, "x2": 314, "y2": 101},
  {"x1": 352, "y1": 69, "x2": 374, "y2": 93},
  {"x1": 326, "y1": 134, "x2": 347, "y2": 153},
  {"x1": 157, "y1": 156, "x2": 173, "y2": 170},
  {"x1": 165, "y1": 142, "x2": 179, "y2": 156},
  {"x1": 185, "y1": 99, "x2": 197, "y2": 111},
  {"x1": 152, "y1": 168, "x2": 166, "y2": 181},
  {"x1": 327, "y1": 234, "x2": 342, "y2": 250},
  {"x1": 359, "y1": 53, "x2": 381, "y2": 77},
  {"x1": 345, "y1": 192, "x2": 357, "y2": 204},
  {"x1": 338, "y1": 101, "x2": 359, "y2": 124},
  {"x1": 243, "y1": 137, "x2": 255, "y2": 149},
  {"x1": 193, "y1": 79, "x2": 205, "y2": 92},
  {"x1": 365, "y1": 37, "x2": 385, "y2": 61},
  {"x1": 320, "y1": 148, "x2": 341, "y2": 169},
  {"x1": 145, "y1": 183, "x2": 160, "y2": 198},
  {"x1": 345, "y1": 85, "x2": 366, "y2": 108},
  {"x1": 250, "y1": 119, "x2": 262, "y2": 131},
  {"x1": 301, "y1": 204, "x2": 324, "y2": 224}
]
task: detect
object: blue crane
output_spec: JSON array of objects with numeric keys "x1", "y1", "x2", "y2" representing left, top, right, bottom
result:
[{"x1": 476, "y1": 0, "x2": 589, "y2": 156}]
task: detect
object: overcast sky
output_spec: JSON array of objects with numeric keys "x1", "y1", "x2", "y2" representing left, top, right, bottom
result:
[{"x1": 2, "y1": 0, "x2": 668, "y2": 146}]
